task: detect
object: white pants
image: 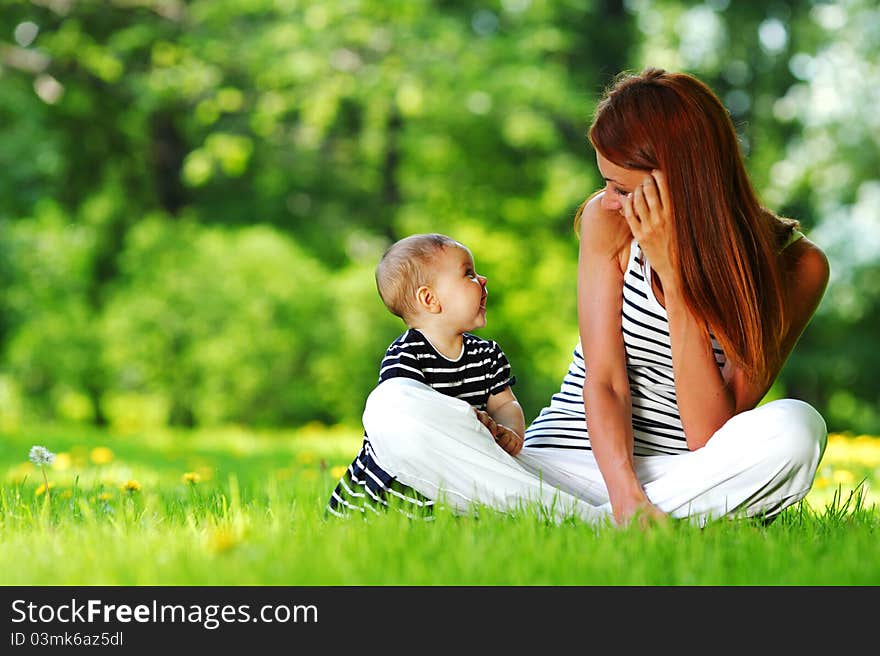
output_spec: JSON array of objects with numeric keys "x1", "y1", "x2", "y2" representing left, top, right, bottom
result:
[{"x1": 363, "y1": 378, "x2": 827, "y2": 525}]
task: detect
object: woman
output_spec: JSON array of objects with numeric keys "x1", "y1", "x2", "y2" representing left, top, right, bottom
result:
[{"x1": 363, "y1": 68, "x2": 829, "y2": 526}]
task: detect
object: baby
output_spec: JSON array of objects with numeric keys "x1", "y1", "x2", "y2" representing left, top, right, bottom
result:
[{"x1": 327, "y1": 233, "x2": 525, "y2": 517}]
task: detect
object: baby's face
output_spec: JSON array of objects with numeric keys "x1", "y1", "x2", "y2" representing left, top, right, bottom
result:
[{"x1": 430, "y1": 245, "x2": 488, "y2": 333}]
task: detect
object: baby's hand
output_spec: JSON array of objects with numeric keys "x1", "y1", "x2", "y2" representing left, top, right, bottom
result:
[
  {"x1": 474, "y1": 408, "x2": 498, "y2": 436},
  {"x1": 474, "y1": 409, "x2": 523, "y2": 456},
  {"x1": 494, "y1": 423, "x2": 524, "y2": 456}
]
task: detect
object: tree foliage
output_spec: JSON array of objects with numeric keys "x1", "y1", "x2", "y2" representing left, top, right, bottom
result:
[{"x1": 0, "y1": 0, "x2": 877, "y2": 432}]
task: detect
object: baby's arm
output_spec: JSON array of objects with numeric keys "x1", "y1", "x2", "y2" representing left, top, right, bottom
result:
[
  {"x1": 482, "y1": 386, "x2": 525, "y2": 456},
  {"x1": 487, "y1": 386, "x2": 525, "y2": 437}
]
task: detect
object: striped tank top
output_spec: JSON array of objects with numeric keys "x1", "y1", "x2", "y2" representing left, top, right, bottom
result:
[{"x1": 523, "y1": 239, "x2": 726, "y2": 456}]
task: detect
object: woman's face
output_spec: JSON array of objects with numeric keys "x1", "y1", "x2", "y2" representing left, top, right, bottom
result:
[{"x1": 596, "y1": 152, "x2": 647, "y2": 215}]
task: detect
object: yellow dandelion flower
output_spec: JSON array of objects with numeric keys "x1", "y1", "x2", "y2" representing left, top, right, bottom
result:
[
  {"x1": 35, "y1": 482, "x2": 56, "y2": 496},
  {"x1": 832, "y1": 469, "x2": 855, "y2": 485},
  {"x1": 61, "y1": 489, "x2": 73, "y2": 499},
  {"x1": 121, "y1": 479, "x2": 141, "y2": 493},
  {"x1": 196, "y1": 466, "x2": 214, "y2": 482},
  {"x1": 8, "y1": 462, "x2": 34, "y2": 482},
  {"x1": 274, "y1": 467, "x2": 293, "y2": 481},
  {"x1": 813, "y1": 477, "x2": 830, "y2": 489},
  {"x1": 90, "y1": 447, "x2": 115, "y2": 465},
  {"x1": 208, "y1": 528, "x2": 240, "y2": 554},
  {"x1": 182, "y1": 472, "x2": 201, "y2": 485},
  {"x1": 98, "y1": 492, "x2": 113, "y2": 501},
  {"x1": 330, "y1": 465, "x2": 347, "y2": 479},
  {"x1": 52, "y1": 452, "x2": 72, "y2": 471}
]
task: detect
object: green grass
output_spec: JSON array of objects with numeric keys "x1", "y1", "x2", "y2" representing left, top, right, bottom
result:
[{"x1": 1, "y1": 422, "x2": 878, "y2": 585}]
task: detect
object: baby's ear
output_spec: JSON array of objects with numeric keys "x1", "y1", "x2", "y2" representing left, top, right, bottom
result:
[{"x1": 416, "y1": 285, "x2": 441, "y2": 313}]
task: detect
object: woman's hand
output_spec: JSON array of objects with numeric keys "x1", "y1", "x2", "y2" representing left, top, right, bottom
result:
[
  {"x1": 612, "y1": 492, "x2": 668, "y2": 529},
  {"x1": 622, "y1": 170, "x2": 678, "y2": 287},
  {"x1": 474, "y1": 408, "x2": 523, "y2": 456}
]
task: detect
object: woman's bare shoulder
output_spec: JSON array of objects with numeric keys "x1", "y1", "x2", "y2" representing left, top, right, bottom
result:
[
  {"x1": 780, "y1": 236, "x2": 830, "y2": 341},
  {"x1": 783, "y1": 236, "x2": 830, "y2": 303},
  {"x1": 578, "y1": 193, "x2": 632, "y2": 271}
]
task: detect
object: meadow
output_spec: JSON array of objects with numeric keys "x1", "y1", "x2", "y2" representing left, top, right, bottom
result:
[{"x1": 1, "y1": 421, "x2": 878, "y2": 586}]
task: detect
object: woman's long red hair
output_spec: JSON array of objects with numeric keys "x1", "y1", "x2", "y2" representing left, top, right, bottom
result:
[{"x1": 588, "y1": 68, "x2": 797, "y2": 384}]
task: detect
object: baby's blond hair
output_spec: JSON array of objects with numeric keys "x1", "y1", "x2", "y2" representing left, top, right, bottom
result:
[{"x1": 376, "y1": 233, "x2": 463, "y2": 323}]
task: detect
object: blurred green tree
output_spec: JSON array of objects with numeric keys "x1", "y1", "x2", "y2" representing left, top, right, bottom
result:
[{"x1": 0, "y1": 0, "x2": 877, "y2": 432}]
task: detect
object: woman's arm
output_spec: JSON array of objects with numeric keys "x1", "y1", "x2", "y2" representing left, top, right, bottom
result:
[
  {"x1": 724, "y1": 237, "x2": 830, "y2": 413},
  {"x1": 578, "y1": 195, "x2": 665, "y2": 524},
  {"x1": 626, "y1": 173, "x2": 830, "y2": 449},
  {"x1": 662, "y1": 282, "x2": 734, "y2": 449},
  {"x1": 623, "y1": 171, "x2": 732, "y2": 448},
  {"x1": 667, "y1": 239, "x2": 829, "y2": 448}
]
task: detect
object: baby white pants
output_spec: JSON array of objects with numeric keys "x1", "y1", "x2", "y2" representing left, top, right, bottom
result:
[{"x1": 363, "y1": 377, "x2": 827, "y2": 525}]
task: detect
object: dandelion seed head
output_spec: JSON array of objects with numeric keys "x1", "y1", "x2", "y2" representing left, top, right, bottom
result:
[{"x1": 29, "y1": 445, "x2": 56, "y2": 466}]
